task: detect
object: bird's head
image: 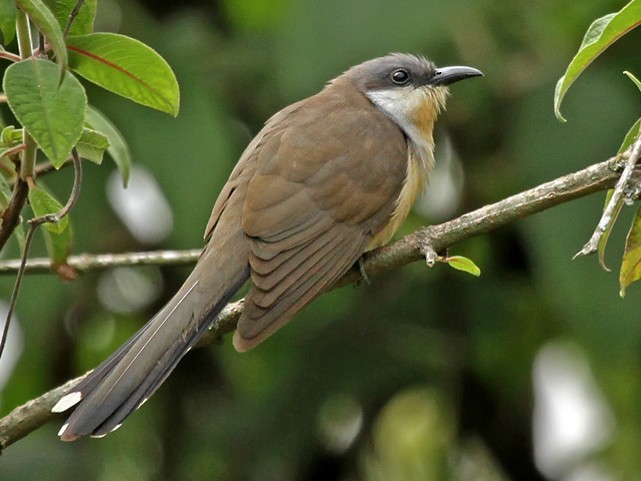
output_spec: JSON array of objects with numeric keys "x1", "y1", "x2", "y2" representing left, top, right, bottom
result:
[{"x1": 338, "y1": 53, "x2": 482, "y2": 153}]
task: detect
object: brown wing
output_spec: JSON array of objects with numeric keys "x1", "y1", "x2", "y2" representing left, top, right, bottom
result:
[
  {"x1": 233, "y1": 81, "x2": 408, "y2": 351},
  {"x1": 203, "y1": 99, "x2": 307, "y2": 241}
]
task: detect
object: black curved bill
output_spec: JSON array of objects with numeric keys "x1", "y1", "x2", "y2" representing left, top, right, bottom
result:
[{"x1": 430, "y1": 66, "x2": 483, "y2": 86}]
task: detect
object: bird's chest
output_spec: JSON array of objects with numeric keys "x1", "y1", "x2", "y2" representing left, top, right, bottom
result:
[{"x1": 367, "y1": 146, "x2": 432, "y2": 250}]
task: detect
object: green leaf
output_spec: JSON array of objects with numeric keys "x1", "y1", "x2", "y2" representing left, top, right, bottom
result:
[
  {"x1": 597, "y1": 189, "x2": 623, "y2": 271},
  {"x1": 67, "y1": 33, "x2": 180, "y2": 116},
  {"x1": 13, "y1": 222, "x2": 27, "y2": 252},
  {"x1": 4, "y1": 58, "x2": 87, "y2": 167},
  {"x1": 0, "y1": 0, "x2": 17, "y2": 43},
  {"x1": 624, "y1": 70, "x2": 641, "y2": 91},
  {"x1": 619, "y1": 204, "x2": 641, "y2": 296},
  {"x1": 618, "y1": 117, "x2": 641, "y2": 153},
  {"x1": 10, "y1": 128, "x2": 22, "y2": 143},
  {"x1": 76, "y1": 127, "x2": 109, "y2": 164},
  {"x1": 0, "y1": 172, "x2": 10, "y2": 209},
  {"x1": 30, "y1": 183, "x2": 74, "y2": 267},
  {"x1": 16, "y1": 0, "x2": 67, "y2": 68},
  {"x1": 28, "y1": 183, "x2": 68, "y2": 234},
  {"x1": 85, "y1": 105, "x2": 132, "y2": 185},
  {"x1": 44, "y1": 0, "x2": 96, "y2": 35},
  {"x1": 554, "y1": 0, "x2": 641, "y2": 122},
  {"x1": 43, "y1": 218, "x2": 73, "y2": 266},
  {"x1": 27, "y1": 183, "x2": 74, "y2": 269},
  {"x1": 444, "y1": 255, "x2": 481, "y2": 277},
  {"x1": 1, "y1": 125, "x2": 15, "y2": 146},
  {"x1": 30, "y1": 184, "x2": 73, "y2": 265},
  {"x1": 0, "y1": 126, "x2": 24, "y2": 146}
]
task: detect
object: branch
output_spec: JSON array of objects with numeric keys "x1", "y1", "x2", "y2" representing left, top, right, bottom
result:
[
  {"x1": 0, "y1": 178, "x2": 28, "y2": 251},
  {"x1": 0, "y1": 376, "x2": 85, "y2": 449},
  {"x1": 0, "y1": 249, "x2": 204, "y2": 274},
  {"x1": 0, "y1": 156, "x2": 623, "y2": 450}
]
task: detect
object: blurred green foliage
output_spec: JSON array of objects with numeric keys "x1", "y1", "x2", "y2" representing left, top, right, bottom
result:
[{"x1": 2, "y1": 0, "x2": 641, "y2": 480}]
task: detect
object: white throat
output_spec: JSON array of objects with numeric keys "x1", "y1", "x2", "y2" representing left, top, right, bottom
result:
[{"x1": 366, "y1": 85, "x2": 447, "y2": 164}]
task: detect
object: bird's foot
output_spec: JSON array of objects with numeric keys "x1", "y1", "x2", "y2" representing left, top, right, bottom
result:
[{"x1": 357, "y1": 255, "x2": 371, "y2": 285}]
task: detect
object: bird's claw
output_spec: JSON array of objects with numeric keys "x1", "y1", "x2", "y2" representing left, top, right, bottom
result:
[{"x1": 357, "y1": 255, "x2": 371, "y2": 285}]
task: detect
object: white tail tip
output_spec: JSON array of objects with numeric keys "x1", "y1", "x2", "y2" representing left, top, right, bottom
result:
[
  {"x1": 52, "y1": 392, "x2": 82, "y2": 413},
  {"x1": 58, "y1": 422, "x2": 70, "y2": 437},
  {"x1": 90, "y1": 423, "x2": 122, "y2": 439}
]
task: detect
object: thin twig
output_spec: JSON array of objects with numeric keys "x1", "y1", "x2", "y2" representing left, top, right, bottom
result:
[
  {"x1": 0, "y1": 144, "x2": 26, "y2": 177},
  {"x1": 0, "y1": 249, "x2": 203, "y2": 274},
  {"x1": 2, "y1": 144, "x2": 26, "y2": 159},
  {"x1": 0, "y1": 151, "x2": 83, "y2": 359},
  {"x1": 0, "y1": 51, "x2": 22, "y2": 63},
  {"x1": 575, "y1": 138, "x2": 641, "y2": 258},
  {"x1": 52, "y1": 149, "x2": 83, "y2": 221},
  {"x1": 63, "y1": 0, "x2": 85, "y2": 39},
  {"x1": 0, "y1": 155, "x2": 625, "y2": 451},
  {"x1": 0, "y1": 223, "x2": 38, "y2": 358}
]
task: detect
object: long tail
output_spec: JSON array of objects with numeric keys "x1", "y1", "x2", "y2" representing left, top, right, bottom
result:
[{"x1": 53, "y1": 244, "x2": 249, "y2": 441}]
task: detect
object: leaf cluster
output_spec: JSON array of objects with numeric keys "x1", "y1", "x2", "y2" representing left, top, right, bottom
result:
[
  {"x1": 0, "y1": 0, "x2": 180, "y2": 269},
  {"x1": 555, "y1": 0, "x2": 641, "y2": 295}
]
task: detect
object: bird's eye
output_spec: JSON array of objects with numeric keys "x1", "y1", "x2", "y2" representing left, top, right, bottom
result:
[{"x1": 391, "y1": 69, "x2": 410, "y2": 85}]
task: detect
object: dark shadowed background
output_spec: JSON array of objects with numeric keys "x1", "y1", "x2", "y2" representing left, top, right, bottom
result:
[{"x1": 2, "y1": 0, "x2": 641, "y2": 480}]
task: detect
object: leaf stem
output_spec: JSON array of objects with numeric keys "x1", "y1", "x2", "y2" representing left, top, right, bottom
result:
[
  {"x1": 15, "y1": 11, "x2": 36, "y2": 181},
  {"x1": 19, "y1": 134, "x2": 36, "y2": 181},
  {"x1": 42, "y1": 148, "x2": 83, "y2": 222},
  {"x1": 15, "y1": 10, "x2": 31, "y2": 61}
]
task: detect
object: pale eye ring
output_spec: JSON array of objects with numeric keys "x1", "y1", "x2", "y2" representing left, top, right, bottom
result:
[{"x1": 391, "y1": 69, "x2": 410, "y2": 85}]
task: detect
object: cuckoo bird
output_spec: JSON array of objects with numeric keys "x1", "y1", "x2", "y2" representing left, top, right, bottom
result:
[{"x1": 53, "y1": 53, "x2": 482, "y2": 440}]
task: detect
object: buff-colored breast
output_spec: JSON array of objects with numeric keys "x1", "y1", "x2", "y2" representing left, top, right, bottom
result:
[{"x1": 366, "y1": 86, "x2": 446, "y2": 250}]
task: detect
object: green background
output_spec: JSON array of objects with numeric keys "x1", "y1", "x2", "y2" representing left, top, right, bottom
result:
[{"x1": 2, "y1": 0, "x2": 641, "y2": 479}]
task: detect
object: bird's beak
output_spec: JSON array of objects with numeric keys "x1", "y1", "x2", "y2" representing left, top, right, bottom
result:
[{"x1": 429, "y1": 66, "x2": 483, "y2": 86}]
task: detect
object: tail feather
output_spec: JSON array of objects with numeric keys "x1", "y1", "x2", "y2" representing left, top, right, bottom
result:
[
  {"x1": 55, "y1": 326, "x2": 146, "y2": 408},
  {"x1": 56, "y1": 250, "x2": 249, "y2": 441},
  {"x1": 89, "y1": 281, "x2": 242, "y2": 439}
]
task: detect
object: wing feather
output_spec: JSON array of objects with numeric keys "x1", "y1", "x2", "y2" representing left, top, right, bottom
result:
[
  {"x1": 241, "y1": 226, "x2": 367, "y2": 338},
  {"x1": 233, "y1": 81, "x2": 409, "y2": 351},
  {"x1": 250, "y1": 227, "x2": 347, "y2": 303},
  {"x1": 249, "y1": 210, "x2": 332, "y2": 262}
]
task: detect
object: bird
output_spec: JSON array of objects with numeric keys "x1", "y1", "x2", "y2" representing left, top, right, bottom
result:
[{"x1": 52, "y1": 53, "x2": 482, "y2": 441}]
